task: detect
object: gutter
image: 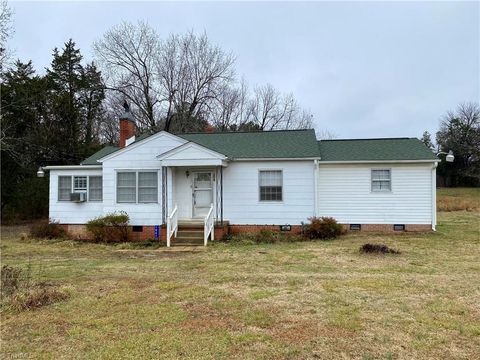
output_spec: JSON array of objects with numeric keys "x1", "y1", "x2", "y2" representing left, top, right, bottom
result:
[{"x1": 43, "y1": 165, "x2": 102, "y2": 170}]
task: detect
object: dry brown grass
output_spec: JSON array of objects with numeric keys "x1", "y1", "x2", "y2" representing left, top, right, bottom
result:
[
  {"x1": 1, "y1": 189, "x2": 479, "y2": 359},
  {"x1": 437, "y1": 187, "x2": 480, "y2": 211}
]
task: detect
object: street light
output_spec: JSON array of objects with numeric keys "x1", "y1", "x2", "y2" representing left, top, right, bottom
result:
[
  {"x1": 437, "y1": 150, "x2": 454, "y2": 163},
  {"x1": 36, "y1": 167, "x2": 45, "y2": 177}
]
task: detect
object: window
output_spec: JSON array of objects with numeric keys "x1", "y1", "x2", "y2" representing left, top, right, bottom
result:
[
  {"x1": 58, "y1": 176, "x2": 72, "y2": 201},
  {"x1": 259, "y1": 170, "x2": 283, "y2": 201},
  {"x1": 371, "y1": 169, "x2": 391, "y2": 192},
  {"x1": 89, "y1": 176, "x2": 102, "y2": 201},
  {"x1": 74, "y1": 176, "x2": 87, "y2": 192},
  {"x1": 116, "y1": 171, "x2": 158, "y2": 203},
  {"x1": 138, "y1": 172, "x2": 158, "y2": 203},
  {"x1": 117, "y1": 172, "x2": 136, "y2": 203}
]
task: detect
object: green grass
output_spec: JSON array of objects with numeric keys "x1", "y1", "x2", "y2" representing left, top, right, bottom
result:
[{"x1": 1, "y1": 188, "x2": 480, "y2": 359}]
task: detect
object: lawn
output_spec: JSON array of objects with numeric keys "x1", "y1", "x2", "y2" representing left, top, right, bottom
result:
[{"x1": 1, "y1": 189, "x2": 479, "y2": 359}]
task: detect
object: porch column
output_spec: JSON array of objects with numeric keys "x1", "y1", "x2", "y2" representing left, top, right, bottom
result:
[{"x1": 161, "y1": 166, "x2": 168, "y2": 224}]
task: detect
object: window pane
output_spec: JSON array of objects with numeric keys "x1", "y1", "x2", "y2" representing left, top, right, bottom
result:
[
  {"x1": 117, "y1": 172, "x2": 136, "y2": 203},
  {"x1": 138, "y1": 172, "x2": 157, "y2": 203},
  {"x1": 58, "y1": 176, "x2": 71, "y2": 201},
  {"x1": 117, "y1": 172, "x2": 136, "y2": 187},
  {"x1": 260, "y1": 186, "x2": 283, "y2": 201},
  {"x1": 89, "y1": 176, "x2": 102, "y2": 201},
  {"x1": 138, "y1": 172, "x2": 157, "y2": 187},
  {"x1": 259, "y1": 170, "x2": 282, "y2": 186}
]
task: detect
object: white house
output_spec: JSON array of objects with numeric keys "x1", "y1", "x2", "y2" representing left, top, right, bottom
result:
[{"x1": 44, "y1": 109, "x2": 438, "y2": 245}]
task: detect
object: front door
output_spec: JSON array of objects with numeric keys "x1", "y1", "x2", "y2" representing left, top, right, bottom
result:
[{"x1": 192, "y1": 172, "x2": 213, "y2": 218}]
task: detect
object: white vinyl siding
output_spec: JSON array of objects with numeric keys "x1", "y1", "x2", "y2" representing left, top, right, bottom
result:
[
  {"x1": 317, "y1": 163, "x2": 433, "y2": 224},
  {"x1": 117, "y1": 172, "x2": 136, "y2": 203},
  {"x1": 259, "y1": 170, "x2": 283, "y2": 201},
  {"x1": 138, "y1": 172, "x2": 158, "y2": 203},
  {"x1": 89, "y1": 176, "x2": 102, "y2": 201},
  {"x1": 58, "y1": 176, "x2": 72, "y2": 201},
  {"x1": 371, "y1": 169, "x2": 391, "y2": 192},
  {"x1": 222, "y1": 161, "x2": 315, "y2": 224}
]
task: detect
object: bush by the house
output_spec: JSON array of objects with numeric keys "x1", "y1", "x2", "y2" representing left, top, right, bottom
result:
[
  {"x1": 86, "y1": 212, "x2": 130, "y2": 242},
  {"x1": 304, "y1": 217, "x2": 344, "y2": 240},
  {"x1": 29, "y1": 220, "x2": 65, "y2": 239},
  {"x1": 360, "y1": 243, "x2": 400, "y2": 254}
]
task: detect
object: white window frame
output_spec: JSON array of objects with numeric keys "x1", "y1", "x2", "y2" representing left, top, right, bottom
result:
[
  {"x1": 88, "y1": 176, "x2": 103, "y2": 202},
  {"x1": 58, "y1": 175, "x2": 102, "y2": 202},
  {"x1": 371, "y1": 168, "x2": 392, "y2": 192},
  {"x1": 258, "y1": 169, "x2": 283, "y2": 202},
  {"x1": 73, "y1": 176, "x2": 87, "y2": 193},
  {"x1": 58, "y1": 176, "x2": 72, "y2": 201},
  {"x1": 116, "y1": 170, "x2": 159, "y2": 204}
]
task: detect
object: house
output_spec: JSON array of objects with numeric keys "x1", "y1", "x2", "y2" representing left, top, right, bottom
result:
[{"x1": 44, "y1": 108, "x2": 439, "y2": 245}]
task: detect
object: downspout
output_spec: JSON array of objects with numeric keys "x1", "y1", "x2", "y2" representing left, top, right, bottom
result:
[
  {"x1": 314, "y1": 159, "x2": 319, "y2": 217},
  {"x1": 432, "y1": 162, "x2": 438, "y2": 231}
]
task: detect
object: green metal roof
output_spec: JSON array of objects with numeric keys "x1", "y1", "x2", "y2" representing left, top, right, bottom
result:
[
  {"x1": 80, "y1": 132, "x2": 438, "y2": 165},
  {"x1": 80, "y1": 146, "x2": 119, "y2": 165},
  {"x1": 317, "y1": 138, "x2": 438, "y2": 162},
  {"x1": 178, "y1": 129, "x2": 319, "y2": 159}
]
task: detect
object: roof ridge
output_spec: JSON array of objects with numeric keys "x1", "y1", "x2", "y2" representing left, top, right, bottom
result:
[
  {"x1": 319, "y1": 137, "x2": 414, "y2": 142},
  {"x1": 177, "y1": 128, "x2": 315, "y2": 135}
]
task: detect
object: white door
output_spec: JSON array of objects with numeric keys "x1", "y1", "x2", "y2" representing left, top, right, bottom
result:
[{"x1": 192, "y1": 172, "x2": 213, "y2": 218}]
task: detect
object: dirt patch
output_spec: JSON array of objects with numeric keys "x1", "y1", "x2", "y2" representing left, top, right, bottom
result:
[{"x1": 359, "y1": 243, "x2": 400, "y2": 254}]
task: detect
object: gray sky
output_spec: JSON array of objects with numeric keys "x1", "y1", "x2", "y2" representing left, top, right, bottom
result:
[{"x1": 10, "y1": 1, "x2": 480, "y2": 139}]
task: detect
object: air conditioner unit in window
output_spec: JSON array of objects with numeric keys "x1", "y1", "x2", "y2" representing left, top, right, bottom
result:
[{"x1": 70, "y1": 192, "x2": 87, "y2": 203}]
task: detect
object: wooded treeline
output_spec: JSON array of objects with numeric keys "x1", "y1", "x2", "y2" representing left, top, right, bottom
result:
[{"x1": 421, "y1": 102, "x2": 480, "y2": 187}]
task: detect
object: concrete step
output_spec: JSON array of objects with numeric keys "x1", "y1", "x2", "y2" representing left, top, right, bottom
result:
[
  {"x1": 176, "y1": 230, "x2": 203, "y2": 238},
  {"x1": 175, "y1": 236, "x2": 204, "y2": 243}
]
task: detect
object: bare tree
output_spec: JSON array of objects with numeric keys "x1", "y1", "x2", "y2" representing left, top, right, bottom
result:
[
  {"x1": 248, "y1": 84, "x2": 313, "y2": 130},
  {"x1": 210, "y1": 79, "x2": 250, "y2": 131},
  {"x1": 157, "y1": 31, "x2": 236, "y2": 131},
  {"x1": 93, "y1": 21, "x2": 161, "y2": 132},
  {"x1": 0, "y1": 0, "x2": 13, "y2": 69}
]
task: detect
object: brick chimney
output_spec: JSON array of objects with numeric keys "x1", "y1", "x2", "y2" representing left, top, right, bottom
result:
[{"x1": 119, "y1": 101, "x2": 136, "y2": 148}]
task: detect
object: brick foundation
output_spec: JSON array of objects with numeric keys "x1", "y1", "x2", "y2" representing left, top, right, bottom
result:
[
  {"x1": 60, "y1": 221, "x2": 432, "y2": 242},
  {"x1": 228, "y1": 224, "x2": 303, "y2": 235},
  {"x1": 341, "y1": 224, "x2": 432, "y2": 232}
]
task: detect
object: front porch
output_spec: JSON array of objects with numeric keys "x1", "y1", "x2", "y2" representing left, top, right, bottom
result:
[{"x1": 157, "y1": 141, "x2": 229, "y2": 247}]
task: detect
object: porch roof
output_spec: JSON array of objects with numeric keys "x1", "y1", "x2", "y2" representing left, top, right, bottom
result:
[{"x1": 157, "y1": 141, "x2": 228, "y2": 167}]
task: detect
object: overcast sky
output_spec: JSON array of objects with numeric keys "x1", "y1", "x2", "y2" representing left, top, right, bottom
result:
[{"x1": 9, "y1": 1, "x2": 480, "y2": 139}]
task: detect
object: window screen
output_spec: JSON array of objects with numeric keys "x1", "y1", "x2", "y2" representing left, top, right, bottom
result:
[
  {"x1": 89, "y1": 176, "x2": 102, "y2": 201},
  {"x1": 58, "y1": 176, "x2": 72, "y2": 201},
  {"x1": 371, "y1": 169, "x2": 391, "y2": 192},
  {"x1": 259, "y1": 170, "x2": 283, "y2": 201},
  {"x1": 117, "y1": 172, "x2": 136, "y2": 203},
  {"x1": 138, "y1": 172, "x2": 158, "y2": 203}
]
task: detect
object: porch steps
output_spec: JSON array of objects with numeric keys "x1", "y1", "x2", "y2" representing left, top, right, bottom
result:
[{"x1": 173, "y1": 221, "x2": 204, "y2": 246}]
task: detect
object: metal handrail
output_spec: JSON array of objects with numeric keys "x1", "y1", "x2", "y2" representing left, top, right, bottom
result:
[
  {"x1": 166, "y1": 204, "x2": 178, "y2": 247},
  {"x1": 204, "y1": 204, "x2": 214, "y2": 246}
]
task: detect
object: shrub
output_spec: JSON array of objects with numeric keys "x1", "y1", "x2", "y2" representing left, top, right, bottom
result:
[
  {"x1": 29, "y1": 220, "x2": 65, "y2": 239},
  {"x1": 304, "y1": 217, "x2": 343, "y2": 240},
  {"x1": 86, "y1": 212, "x2": 130, "y2": 242},
  {"x1": 1, "y1": 265, "x2": 24, "y2": 298},
  {"x1": 255, "y1": 230, "x2": 277, "y2": 244},
  {"x1": 360, "y1": 243, "x2": 400, "y2": 254},
  {"x1": 9, "y1": 286, "x2": 71, "y2": 311}
]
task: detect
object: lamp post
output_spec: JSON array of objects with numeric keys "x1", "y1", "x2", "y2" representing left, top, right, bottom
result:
[{"x1": 436, "y1": 150, "x2": 454, "y2": 163}]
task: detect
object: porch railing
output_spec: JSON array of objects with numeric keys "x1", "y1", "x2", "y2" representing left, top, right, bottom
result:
[
  {"x1": 204, "y1": 203, "x2": 214, "y2": 246},
  {"x1": 166, "y1": 204, "x2": 178, "y2": 248}
]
